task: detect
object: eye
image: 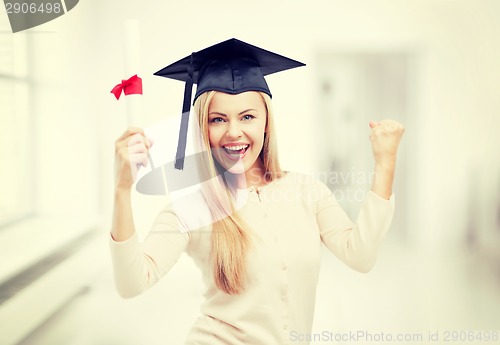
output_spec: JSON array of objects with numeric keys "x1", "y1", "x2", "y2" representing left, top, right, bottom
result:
[
  {"x1": 242, "y1": 114, "x2": 255, "y2": 121},
  {"x1": 210, "y1": 117, "x2": 225, "y2": 123}
]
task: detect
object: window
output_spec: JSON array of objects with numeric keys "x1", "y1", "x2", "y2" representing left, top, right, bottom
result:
[{"x1": 0, "y1": 23, "x2": 33, "y2": 227}]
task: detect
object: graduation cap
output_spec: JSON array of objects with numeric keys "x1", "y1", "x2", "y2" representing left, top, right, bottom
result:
[
  {"x1": 135, "y1": 38, "x2": 305, "y2": 196},
  {"x1": 154, "y1": 38, "x2": 305, "y2": 170}
]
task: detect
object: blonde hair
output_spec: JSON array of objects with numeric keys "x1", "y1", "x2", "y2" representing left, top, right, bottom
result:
[{"x1": 193, "y1": 91, "x2": 283, "y2": 294}]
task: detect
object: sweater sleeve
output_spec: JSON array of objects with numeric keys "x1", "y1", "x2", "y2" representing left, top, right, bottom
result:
[
  {"x1": 109, "y1": 205, "x2": 190, "y2": 298},
  {"x1": 315, "y1": 180, "x2": 394, "y2": 272}
]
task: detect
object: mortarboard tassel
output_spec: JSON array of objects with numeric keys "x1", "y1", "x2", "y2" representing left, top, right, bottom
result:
[{"x1": 174, "y1": 53, "x2": 194, "y2": 170}]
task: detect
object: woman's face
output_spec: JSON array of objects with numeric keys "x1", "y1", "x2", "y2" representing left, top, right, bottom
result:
[{"x1": 208, "y1": 91, "x2": 267, "y2": 176}]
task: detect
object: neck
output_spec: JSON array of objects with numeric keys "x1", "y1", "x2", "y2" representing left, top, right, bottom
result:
[
  {"x1": 226, "y1": 161, "x2": 268, "y2": 189},
  {"x1": 245, "y1": 160, "x2": 268, "y2": 188}
]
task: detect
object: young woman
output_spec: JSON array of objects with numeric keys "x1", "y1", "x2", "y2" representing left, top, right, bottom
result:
[{"x1": 110, "y1": 39, "x2": 404, "y2": 345}]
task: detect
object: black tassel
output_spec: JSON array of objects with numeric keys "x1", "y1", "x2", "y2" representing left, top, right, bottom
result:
[{"x1": 174, "y1": 53, "x2": 194, "y2": 170}]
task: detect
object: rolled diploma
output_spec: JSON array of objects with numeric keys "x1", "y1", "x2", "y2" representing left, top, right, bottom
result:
[
  {"x1": 126, "y1": 94, "x2": 143, "y2": 128},
  {"x1": 123, "y1": 19, "x2": 153, "y2": 185},
  {"x1": 124, "y1": 20, "x2": 142, "y2": 127}
]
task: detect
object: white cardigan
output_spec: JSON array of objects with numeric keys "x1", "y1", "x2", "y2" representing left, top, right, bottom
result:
[{"x1": 109, "y1": 172, "x2": 394, "y2": 345}]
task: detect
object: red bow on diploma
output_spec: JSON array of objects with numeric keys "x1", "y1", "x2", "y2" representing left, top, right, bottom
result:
[{"x1": 110, "y1": 75, "x2": 143, "y2": 100}]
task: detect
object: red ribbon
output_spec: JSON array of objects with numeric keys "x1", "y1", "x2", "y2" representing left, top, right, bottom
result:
[{"x1": 110, "y1": 74, "x2": 143, "y2": 100}]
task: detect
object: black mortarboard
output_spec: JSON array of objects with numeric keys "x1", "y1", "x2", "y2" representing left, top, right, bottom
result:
[{"x1": 154, "y1": 38, "x2": 305, "y2": 170}]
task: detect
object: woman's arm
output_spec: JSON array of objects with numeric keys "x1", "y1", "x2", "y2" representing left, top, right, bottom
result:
[
  {"x1": 109, "y1": 128, "x2": 188, "y2": 298},
  {"x1": 111, "y1": 127, "x2": 151, "y2": 242},
  {"x1": 318, "y1": 119, "x2": 404, "y2": 272},
  {"x1": 369, "y1": 120, "x2": 405, "y2": 199},
  {"x1": 109, "y1": 204, "x2": 189, "y2": 298},
  {"x1": 317, "y1": 187, "x2": 394, "y2": 273},
  {"x1": 112, "y1": 188, "x2": 135, "y2": 241}
]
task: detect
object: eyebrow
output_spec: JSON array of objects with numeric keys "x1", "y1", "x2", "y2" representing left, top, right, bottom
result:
[{"x1": 208, "y1": 109, "x2": 258, "y2": 117}]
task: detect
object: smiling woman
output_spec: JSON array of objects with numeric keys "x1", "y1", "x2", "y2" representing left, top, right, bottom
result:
[
  {"x1": 192, "y1": 89, "x2": 284, "y2": 297},
  {"x1": 109, "y1": 38, "x2": 403, "y2": 345}
]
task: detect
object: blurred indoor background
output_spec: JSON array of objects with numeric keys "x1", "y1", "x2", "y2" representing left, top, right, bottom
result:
[{"x1": 0, "y1": 0, "x2": 499, "y2": 344}]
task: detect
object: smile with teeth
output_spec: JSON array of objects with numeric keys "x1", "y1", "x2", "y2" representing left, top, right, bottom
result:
[{"x1": 222, "y1": 144, "x2": 249, "y2": 157}]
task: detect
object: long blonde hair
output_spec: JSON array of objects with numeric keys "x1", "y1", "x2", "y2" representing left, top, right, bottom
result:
[{"x1": 193, "y1": 91, "x2": 283, "y2": 294}]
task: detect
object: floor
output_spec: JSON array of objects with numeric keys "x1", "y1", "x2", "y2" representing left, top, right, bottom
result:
[{"x1": 16, "y1": 237, "x2": 500, "y2": 345}]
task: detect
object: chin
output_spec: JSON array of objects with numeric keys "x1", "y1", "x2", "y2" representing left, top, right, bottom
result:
[
  {"x1": 214, "y1": 156, "x2": 245, "y2": 175},
  {"x1": 225, "y1": 165, "x2": 246, "y2": 175}
]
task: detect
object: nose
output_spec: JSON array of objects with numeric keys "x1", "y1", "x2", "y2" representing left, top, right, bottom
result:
[{"x1": 225, "y1": 120, "x2": 243, "y2": 139}]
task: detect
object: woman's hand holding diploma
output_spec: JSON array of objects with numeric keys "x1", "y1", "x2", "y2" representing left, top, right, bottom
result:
[
  {"x1": 114, "y1": 127, "x2": 154, "y2": 190},
  {"x1": 112, "y1": 128, "x2": 153, "y2": 242}
]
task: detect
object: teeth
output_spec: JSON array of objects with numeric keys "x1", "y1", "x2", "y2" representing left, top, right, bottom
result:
[{"x1": 224, "y1": 145, "x2": 249, "y2": 151}]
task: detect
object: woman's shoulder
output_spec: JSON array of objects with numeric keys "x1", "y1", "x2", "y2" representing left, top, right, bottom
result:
[
  {"x1": 276, "y1": 171, "x2": 330, "y2": 193},
  {"x1": 272, "y1": 171, "x2": 333, "y2": 207},
  {"x1": 279, "y1": 171, "x2": 325, "y2": 184},
  {"x1": 156, "y1": 188, "x2": 213, "y2": 236}
]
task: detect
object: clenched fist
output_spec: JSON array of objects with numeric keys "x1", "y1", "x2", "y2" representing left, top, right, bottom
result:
[
  {"x1": 369, "y1": 120, "x2": 405, "y2": 166},
  {"x1": 114, "y1": 127, "x2": 154, "y2": 190}
]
